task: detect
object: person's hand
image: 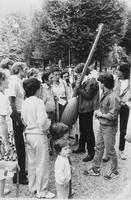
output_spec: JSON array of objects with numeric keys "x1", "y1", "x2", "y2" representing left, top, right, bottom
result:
[
  {"x1": 125, "y1": 134, "x2": 131, "y2": 143},
  {"x1": 95, "y1": 110, "x2": 103, "y2": 118}
]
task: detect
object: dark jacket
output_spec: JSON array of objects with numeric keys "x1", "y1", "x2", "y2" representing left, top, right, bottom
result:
[{"x1": 78, "y1": 78, "x2": 99, "y2": 113}]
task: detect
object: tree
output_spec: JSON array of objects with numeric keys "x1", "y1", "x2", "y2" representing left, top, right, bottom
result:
[
  {"x1": 120, "y1": 12, "x2": 131, "y2": 55},
  {"x1": 0, "y1": 12, "x2": 33, "y2": 62},
  {"x1": 38, "y1": 0, "x2": 127, "y2": 66}
]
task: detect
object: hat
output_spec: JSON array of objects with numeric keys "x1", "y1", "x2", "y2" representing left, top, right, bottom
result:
[{"x1": 75, "y1": 63, "x2": 90, "y2": 75}]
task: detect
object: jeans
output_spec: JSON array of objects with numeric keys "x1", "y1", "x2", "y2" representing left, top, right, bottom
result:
[{"x1": 92, "y1": 124, "x2": 118, "y2": 173}]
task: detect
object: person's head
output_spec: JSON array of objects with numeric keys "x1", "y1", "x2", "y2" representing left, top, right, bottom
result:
[
  {"x1": 61, "y1": 71, "x2": 70, "y2": 84},
  {"x1": 97, "y1": 73, "x2": 114, "y2": 90},
  {"x1": 41, "y1": 71, "x2": 54, "y2": 85},
  {"x1": 51, "y1": 67, "x2": 61, "y2": 82},
  {"x1": 44, "y1": 65, "x2": 50, "y2": 72},
  {"x1": 23, "y1": 78, "x2": 41, "y2": 98},
  {"x1": 11, "y1": 62, "x2": 27, "y2": 79},
  {"x1": 54, "y1": 142, "x2": 71, "y2": 157},
  {"x1": 75, "y1": 63, "x2": 90, "y2": 76},
  {"x1": 27, "y1": 68, "x2": 38, "y2": 79},
  {"x1": 0, "y1": 58, "x2": 14, "y2": 70},
  {"x1": 0, "y1": 69, "x2": 9, "y2": 91},
  {"x1": 117, "y1": 63, "x2": 130, "y2": 80}
]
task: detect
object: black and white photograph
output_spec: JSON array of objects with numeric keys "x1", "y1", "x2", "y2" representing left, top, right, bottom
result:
[{"x1": 0, "y1": 0, "x2": 131, "y2": 199}]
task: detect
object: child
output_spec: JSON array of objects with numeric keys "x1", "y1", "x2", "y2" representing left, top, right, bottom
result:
[
  {"x1": 54, "y1": 141, "x2": 72, "y2": 199},
  {"x1": 21, "y1": 78, "x2": 55, "y2": 199}
]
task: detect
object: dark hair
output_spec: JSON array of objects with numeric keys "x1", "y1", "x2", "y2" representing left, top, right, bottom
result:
[
  {"x1": 51, "y1": 67, "x2": 61, "y2": 74},
  {"x1": 41, "y1": 71, "x2": 51, "y2": 83},
  {"x1": 98, "y1": 73, "x2": 114, "y2": 89},
  {"x1": 54, "y1": 143, "x2": 63, "y2": 155},
  {"x1": 61, "y1": 71, "x2": 69, "y2": 79},
  {"x1": 75, "y1": 63, "x2": 90, "y2": 75},
  {"x1": 11, "y1": 62, "x2": 26, "y2": 74},
  {"x1": 0, "y1": 58, "x2": 14, "y2": 69},
  {"x1": 23, "y1": 78, "x2": 41, "y2": 97},
  {"x1": 118, "y1": 63, "x2": 130, "y2": 79}
]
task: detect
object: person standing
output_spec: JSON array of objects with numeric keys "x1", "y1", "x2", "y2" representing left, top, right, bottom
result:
[
  {"x1": 115, "y1": 63, "x2": 131, "y2": 160},
  {"x1": 7, "y1": 62, "x2": 28, "y2": 184},
  {"x1": 52, "y1": 67, "x2": 69, "y2": 121},
  {"x1": 21, "y1": 78, "x2": 55, "y2": 199},
  {"x1": 83, "y1": 73, "x2": 121, "y2": 180},
  {"x1": 0, "y1": 69, "x2": 18, "y2": 197},
  {"x1": 73, "y1": 63, "x2": 99, "y2": 162},
  {"x1": 54, "y1": 142, "x2": 72, "y2": 199}
]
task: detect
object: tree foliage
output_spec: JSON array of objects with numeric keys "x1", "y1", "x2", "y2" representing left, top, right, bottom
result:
[
  {"x1": 0, "y1": 12, "x2": 32, "y2": 62},
  {"x1": 34, "y1": 0, "x2": 127, "y2": 65}
]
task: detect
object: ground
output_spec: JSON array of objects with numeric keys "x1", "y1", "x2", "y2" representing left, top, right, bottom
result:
[{"x1": 5, "y1": 115, "x2": 131, "y2": 199}]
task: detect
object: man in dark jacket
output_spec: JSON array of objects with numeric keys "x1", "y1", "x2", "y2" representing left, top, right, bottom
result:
[{"x1": 73, "y1": 63, "x2": 99, "y2": 162}]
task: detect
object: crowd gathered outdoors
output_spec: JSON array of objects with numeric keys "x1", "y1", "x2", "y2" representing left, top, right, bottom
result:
[{"x1": 0, "y1": 57, "x2": 131, "y2": 199}]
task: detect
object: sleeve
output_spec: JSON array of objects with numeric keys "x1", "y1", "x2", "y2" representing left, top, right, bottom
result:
[
  {"x1": 102, "y1": 96, "x2": 121, "y2": 121},
  {"x1": 36, "y1": 100, "x2": 51, "y2": 132}
]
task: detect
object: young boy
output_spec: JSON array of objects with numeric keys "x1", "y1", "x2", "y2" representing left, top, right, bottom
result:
[
  {"x1": 54, "y1": 141, "x2": 72, "y2": 199},
  {"x1": 83, "y1": 73, "x2": 121, "y2": 180}
]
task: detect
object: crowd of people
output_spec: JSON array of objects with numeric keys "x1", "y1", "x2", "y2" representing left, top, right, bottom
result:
[{"x1": 0, "y1": 57, "x2": 131, "y2": 199}]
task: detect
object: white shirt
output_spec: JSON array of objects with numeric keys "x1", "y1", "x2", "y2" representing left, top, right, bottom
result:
[
  {"x1": 55, "y1": 155, "x2": 71, "y2": 185},
  {"x1": 42, "y1": 83, "x2": 55, "y2": 113},
  {"x1": 120, "y1": 79, "x2": 129, "y2": 95},
  {"x1": 52, "y1": 79, "x2": 67, "y2": 98},
  {"x1": 21, "y1": 96, "x2": 51, "y2": 134},
  {"x1": 7, "y1": 75, "x2": 24, "y2": 112}
]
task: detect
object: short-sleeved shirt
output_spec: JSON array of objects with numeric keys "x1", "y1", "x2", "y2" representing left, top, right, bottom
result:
[{"x1": 7, "y1": 75, "x2": 24, "y2": 113}]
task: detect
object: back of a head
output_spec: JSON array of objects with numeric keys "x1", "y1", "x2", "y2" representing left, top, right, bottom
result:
[
  {"x1": 75, "y1": 63, "x2": 90, "y2": 75},
  {"x1": 118, "y1": 63, "x2": 130, "y2": 79},
  {"x1": 98, "y1": 73, "x2": 114, "y2": 89},
  {"x1": 23, "y1": 78, "x2": 41, "y2": 97}
]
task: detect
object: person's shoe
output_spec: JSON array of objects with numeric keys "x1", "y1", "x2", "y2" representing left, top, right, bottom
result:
[
  {"x1": 83, "y1": 154, "x2": 94, "y2": 162},
  {"x1": 72, "y1": 148, "x2": 85, "y2": 154},
  {"x1": 36, "y1": 191, "x2": 55, "y2": 199},
  {"x1": 83, "y1": 167, "x2": 100, "y2": 176},
  {"x1": 119, "y1": 151, "x2": 127, "y2": 160},
  {"x1": 102, "y1": 157, "x2": 110, "y2": 163},
  {"x1": 4, "y1": 189, "x2": 11, "y2": 196},
  {"x1": 104, "y1": 170, "x2": 119, "y2": 180}
]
